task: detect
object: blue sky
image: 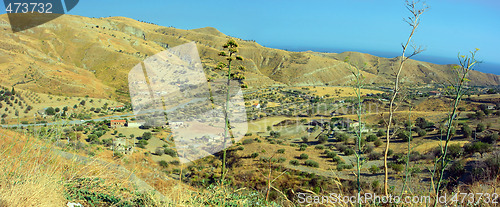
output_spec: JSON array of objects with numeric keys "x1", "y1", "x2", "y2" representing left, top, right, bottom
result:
[{"x1": 2, "y1": 0, "x2": 499, "y2": 74}]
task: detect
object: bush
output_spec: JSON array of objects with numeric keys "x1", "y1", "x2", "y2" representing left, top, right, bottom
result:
[
  {"x1": 376, "y1": 129, "x2": 386, "y2": 137},
  {"x1": 250, "y1": 152, "x2": 259, "y2": 158},
  {"x1": 305, "y1": 160, "x2": 319, "y2": 168},
  {"x1": 447, "y1": 160, "x2": 465, "y2": 178},
  {"x1": 270, "y1": 131, "x2": 281, "y2": 138},
  {"x1": 477, "y1": 123, "x2": 485, "y2": 132},
  {"x1": 374, "y1": 139, "x2": 383, "y2": 147},
  {"x1": 332, "y1": 156, "x2": 342, "y2": 163},
  {"x1": 368, "y1": 152, "x2": 381, "y2": 160},
  {"x1": 315, "y1": 145, "x2": 325, "y2": 150},
  {"x1": 278, "y1": 157, "x2": 286, "y2": 163},
  {"x1": 416, "y1": 127, "x2": 427, "y2": 137},
  {"x1": 464, "y1": 141, "x2": 492, "y2": 157},
  {"x1": 318, "y1": 135, "x2": 328, "y2": 143},
  {"x1": 344, "y1": 149, "x2": 355, "y2": 156},
  {"x1": 159, "y1": 160, "x2": 169, "y2": 168},
  {"x1": 482, "y1": 133, "x2": 499, "y2": 144},
  {"x1": 447, "y1": 144, "x2": 463, "y2": 159},
  {"x1": 277, "y1": 149, "x2": 285, "y2": 154},
  {"x1": 369, "y1": 165, "x2": 380, "y2": 174},
  {"x1": 336, "y1": 144, "x2": 347, "y2": 153},
  {"x1": 326, "y1": 151, "x2": 337, "y2": 158},
  {"x1": 142, "y1": 132, "x2": 152, "y2": 140},
  {"x1": 299, "y1": 153, "x2": 309, "y2": 159},
  {"x1": 391, "y1": 164, "x2": 404, "y2": 173},
  {"x1": 164, "y1": 148, "x2": 178, "y2": 157},
  {"x1": 236, "y1": 146, "x2": 244, "y2": 151},
  {"x1": 301, "y1": 136, "x2": 308, "y2": 143},
  {"x1": 387, "y1": 149, "x2": 394, "y2": 156},
  {"x1": 397, "y1": 130, "x2": 412, "y2": 141},
  {"x1": 366, "y1": 134, "x2": 377, "y2": 142},
  {"x1": 242, "y1": 139, "x2": 254, "y2": 145},
  {"x1": 289, "y1": 160, "x2": 300, "y2": 166},
  {"x1": 462, "y1": 124, "x2": 472, "y2": 138},
  {"x1": 155, "y1": 148, "x2": 164, "y2": 156}
]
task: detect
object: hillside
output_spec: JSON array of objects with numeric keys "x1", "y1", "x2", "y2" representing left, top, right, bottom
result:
[{"x1": 0, "y1": 14, "x2": 499, "y2": 101}]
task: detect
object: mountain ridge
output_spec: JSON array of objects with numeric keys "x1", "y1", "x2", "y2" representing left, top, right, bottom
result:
[{"x1": 0, "y1": 14, "x2": 498, "y2": 101}]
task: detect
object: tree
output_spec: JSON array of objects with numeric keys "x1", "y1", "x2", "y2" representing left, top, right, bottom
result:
[
  {"x1": 45, "y1": 107, "x2": 56, "y2": 115},
  {"x1": 477, "y1": 123, "x2": 485, "y2": 132},
  {"x1": 301, "y1": 136, "x2": 308, "y2": 143},
  {"x1": 318, "y1": 134, "x2": 328, "y2": 143},
  {"x1": 80, "y1": 100, "x2": 86, "y2": 106},
  {"x1": 142, "y1": 132, "x2": 152, "y2": 140}
]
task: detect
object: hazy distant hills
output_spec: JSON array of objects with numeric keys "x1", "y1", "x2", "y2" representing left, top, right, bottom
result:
[{"x1": 0, "y1": 14, "x2": 498, "y2": 100}]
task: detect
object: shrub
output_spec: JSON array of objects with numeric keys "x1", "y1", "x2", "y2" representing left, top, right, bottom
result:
[
  {"x1": 482, "y1": 133, "x2": 499, "y2": 144},
  {"x1": 363, "y1": 144, "x2": 374, "y2": 154},
  {"x1": 374, "y1": 139, "x2": 383, "y2": 147},
  {"x1": 170, "y1": 160, "x2": 180, "y2": 165},
  {"x1": 237, "y1": 146, "x2": 244, "y2": 151},
  {"x1": 155, "y1": 148, "x2": 164, "y2": 156},
  {"x1": 299, "y1": 153, "x2": 309, "y2": 159},
  {"x1": 416, "y1": 127, "x2": 427, "y2": 137},
  {"x1": 113, "y1": 151, "x2": 123, "y2": 158},
  {"x1": 159, "y1": 160, "x2": 169, "y2": 168},
  {"x1": 301, "y1": 136, "x2": 308, "y2": 143},
  {"x1": 376, "y1": 129, "x2": 386, "y2": 137},
  {"x1": 277, "y1": 148, "x2": 285, "y2": 154},
  {"x1": 270, "y1": 131, "x2": 281, "y2": 138},
  {"x1": 305, "y1": 160, "x2": 319, "y2": 168},
  {"x1": 391, "y1": 164, "x2": 404, "y2": 173},
  {"x1": 462, "y1": 124, "x2": 472, "y2": 138},
  {"x1": 464, "y1": 141, "x2": 492, "y2": 157},
  {"x1": 318, "y1": 135, "x2": 328, "y2": 143},
  {"x1": 142, "y1": 132, "x2": 152, "y2": 140},
  {"x1": 315, "y1": 145, "x2": 325, "y2": 150},
  {"x1": 326, "y1": 152, "x2": 337, "y2": 158},
  {"x1": 447, "y1": 160, "x2": 465, "y2": 178},
  {"x1": 278, "y1": 157, "x2": 286, "y2": 163},
  {"x1": 250, "y1": 152, "x2": 259, "y2": 158},
  {"x1": 366, "y1": 134, "x2": 377, "y2": 142},
  {"x1": 336, "y1": 144, "x2": 347, "y2": 153},
  {"x1": 367, "y1": 152, "x2": 381, "y2": 160},
  {"x1": 447, "y1": 144, "x2": 463, "y2": 159},
  {"x1": 369, "y1": 165, "x2": 380, "y2": 174},
  {"x1": 164, "y1": 148, "x2": 177, "y2": 157},
  {"x1": 477, "y1": 123, "x2": 485, "y2": 132},
  {"x1": 344, "y1": 149, "x2": 355, "y2": 156},
  {"x1": 387, "y1": 149, "x2": 394, "y2": 156},
  {"x1": 323, "y1": 149, "x2": 331, "y2": 154},
  {"x1": 392, "y1": 153, "x2": 406, "y2": 164},
  {"x1": 332, "y1": 156, "x2": 342, "y2": 163},
  {"x1": 289, "y1": 160, "x2": 300, "y2": 166},
  {"x1": 397, "y1": 130, "x2": 412, "y2": 141},
  {"x1": 242, "y1": 139, "x2": 254, "y2": 145}
]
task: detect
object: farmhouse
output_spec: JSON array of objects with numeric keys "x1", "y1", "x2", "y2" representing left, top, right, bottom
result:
[
  {"x1": 109, "y1": 105, "x2": 125, "y2": 110},
  {"x1": 110, "y1": 120, "x2": 126, "y2": 128}
]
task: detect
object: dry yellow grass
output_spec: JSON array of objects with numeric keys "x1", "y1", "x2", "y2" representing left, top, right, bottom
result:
[{"x1": 292, "y1": 86, "x2": 383, "y2": 98}]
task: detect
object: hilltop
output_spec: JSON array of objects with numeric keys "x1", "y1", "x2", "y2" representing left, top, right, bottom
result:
[{"x1": 0, "y1": 14, "x2": 499, "y2": 101}]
